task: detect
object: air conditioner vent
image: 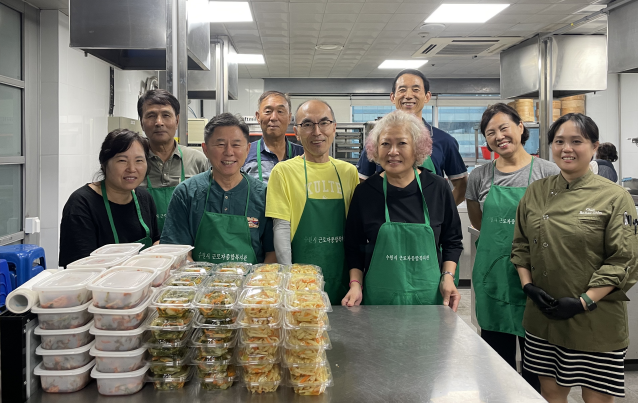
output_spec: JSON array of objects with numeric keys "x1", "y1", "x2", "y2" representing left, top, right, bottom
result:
[{"x1": 412, "y1": 37, "x2": 523, "y2": 58}]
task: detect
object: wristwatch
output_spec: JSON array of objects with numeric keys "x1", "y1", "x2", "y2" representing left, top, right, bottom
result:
[{"x1": 580, "y1": 293, "x2": 597, "y2": 311}]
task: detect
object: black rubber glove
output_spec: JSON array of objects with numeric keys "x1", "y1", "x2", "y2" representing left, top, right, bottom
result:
[
  {"x1": 523, "y1": 283, "x2": 558, "y2": 312},
  {"x1": 544, "y1": 297, "x2": 585, "y2": 320}
]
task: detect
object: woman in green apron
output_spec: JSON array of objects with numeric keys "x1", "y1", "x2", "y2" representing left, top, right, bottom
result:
[
  {"x1": 59, "y1": 129, "x2": 160, "y2": 267},
  {"x1": 466, "y1": 103, "x2": 559, "y2": 391},
  {"x1": 343, "y1": 110, "x2": 463, "y2": 308}
]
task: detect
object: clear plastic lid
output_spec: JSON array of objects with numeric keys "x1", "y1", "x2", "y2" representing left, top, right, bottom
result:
[
  {"x1": 237, "y1": 346, "x2": 281, "y2": 366},
  {"x1": 194, "y1": 287, "x2": 238, "y2": 311},
  {"x1": 89, "y1": 345, "x2": 147, "y2": 358},
  {"x1": 122, "y1": 254, "x2": 176, "y2": 271},
  {"x1": 32, "y1": 268, "x2": 105, "y2": 292},
  {"x1": 238, "y1": 288, "x2": 283, "y2": 310},
  {"x1": 193, "y1": 311, "x2": 239, "y2": 329},
  {"x1": 180, "y1": 261, "x2": 216, "y2": 275},
  {"x1": 203, "y1": 273, "x2": 243, "y2": 289},
  {"x1": 190, "y1": 328, "x2": 237, "y2": 349},
  {"x1": 36, "y1": 340, "x2": 96, "y2": 356},
  {"x1": 250, "y1": 264, "x2": 290, "y2": 274},
  {"x1": 282, "y1": 348, "x2": 327, "y2": 366},
  {"x1": 147, "y1": 328, "x2": 194, "y2": 348},
  {"x1": 284, "y1": 331, "x2": 332, "y2": 350},
  {"x1": 237, "y1": 308, "x2": 283, "y2": 328},
  {"x1": 284, "y1": 273, "x2": 325, "y2": 292},
  {"x1": 89, "y1": 323, "x2": 147, "y2": 337},
  {"x1": 145, "y1": 366, "x2": 192, "y2": 384},
  {"x1": 215, "y1": 262, "x2": 252, "y2": 276},
  {"x1": 88, "y1": 267, "x2": 156, "y2": 293},
  {"x1": 239, "y1": 327, "x2": 282, "y2": 346},
  {"x1": 242, "y1": 364, "x2": 281, "y2": 383},
  {"x1": 88, "y1": 291, "x2": 154, "y2": 316},
  {"x1": 287, "y1": 363, "x2": 333, "y2": 389},
  {"x1": 148, "y1": 348, "x2": 193, "y2": 367},
  {"x1": 34, "y1": 359, "x2": 96, "y2": 376},
  {"x1": 67, "y1": 255, "x2": 130, "y2": 269},
  {"x1": 163, "y1": 273, "x2": 207, "y2": 288},
  {"x1": 145, "y1": 310, "x2": 194, "y2": 332},
  {"x1": 152, "y1": 287, "x2": 196, "y2": 312},
  {"x1": 32, "y1": 299, "x2": 93, "y2": 314},
  {"x1": 284, "y1": 290, "x2": 332, "y2": 312},
  {"x1": 141, "y1": 245, "x2": 193, "y2": 256},
  {"x1": 286, "y1": 264, "x2": 322, "y2": 275},
  {"x1": 35, "y1": 319, "x2": 94, "y2": 336},
  {"x1": 91, "y1": 362, "x2": 150, "y2": 379},
  {"x1": 91, "y1": 243, "x2": 144, "y2": 256},
  {"x1": 243, "y1": 272, "x2": 284, "y2": 289},
  {"x1": 191, "y1": 351, "x2": 234, "y2": 366},
  {"x1": 283, "y1": 310, "x2": 329, "y2": 328}
]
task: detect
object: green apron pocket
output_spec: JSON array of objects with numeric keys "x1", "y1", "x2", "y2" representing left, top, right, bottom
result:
[{"x1": 482, "y1": 255, "x2": 526, "y2": 306}]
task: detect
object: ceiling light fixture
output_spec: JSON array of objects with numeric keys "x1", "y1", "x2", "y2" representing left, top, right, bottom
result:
[
  {"x1": 379, "y1": 60, "x2": 428, "y2": 69},
  {"x1": 231, "y1": 54, "x2": 265, "y2": 64},
  {"x1": 425, "y1": 4, "x2": 509, "y2": 23},
  {"x1": 209, "y1": 2, "x2": 253, "y2": 23},
  {"x1": 316, "y1": 44, "x2": 344, "y2": 51}
]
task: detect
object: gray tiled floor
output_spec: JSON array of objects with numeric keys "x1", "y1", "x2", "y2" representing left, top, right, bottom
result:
[{"x1": 456, "y1": 288, "x2": 638, "y2": 403}]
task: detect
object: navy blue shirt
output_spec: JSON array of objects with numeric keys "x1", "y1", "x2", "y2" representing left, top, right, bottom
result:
[
  {"x1": 357, "y1": 119, "x2": 468, "y2": 179},
  {"x1": 243, "y1": 137, "x2": 305, "y2": 183}
]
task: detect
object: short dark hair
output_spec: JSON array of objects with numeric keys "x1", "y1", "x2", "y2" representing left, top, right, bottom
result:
[
  {"x1": 596, "y1": 142, "x2": 618, "y2": 162},
  {"x1": 204, "y1": 113, "x2": 250, "y2": 144},
  {"x1": 295, "y1": 99, "x2": 336, "y2": 122},
  {"x1": 480, "y1": 103, "x2": 530, "y2": 151},
  {"x1": 137, "y1": 89, "x2": 180, "y2": 119},
  {"x1": 258, "y1": 91, "x2": 291, "y2": 111},
  {"x1": 97, "y1": 129, "x2": 149, "y2": 180},
  {"x1": 391, "y1": 69, "x2": 430, "y2": 94},
  {"x1": 547, "y1": 113, "x2": 599, "y2": 145}
]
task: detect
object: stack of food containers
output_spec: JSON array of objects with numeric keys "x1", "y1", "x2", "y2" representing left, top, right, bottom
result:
[
  {"x1": 87, "y1": 267, "x2": 157, "y2": 395},
  {"x1": 282, "y1": 264, "x2": 334, "y2": 395},
  {"x1": 31, "y1": 268, "x2": 105, "y2": 393},
  {"x1": 66, "y1": 254, "x2": 131, "y2": 270},
  {"x1": 90, "y1": 243, "x2": 144, "y2": 258},
  {"x1": 121, "y1": 254, "x2": 176, "y2": 287},
  {"x1": 140, "y1": 245, "x2": 194, "y2": 272}
]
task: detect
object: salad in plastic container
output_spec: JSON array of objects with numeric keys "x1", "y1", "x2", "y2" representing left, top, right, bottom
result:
[
  {"x1": 288, "y1": 363, "x2": 333, "y2": 395},
  {"x1": 180, "y1": 261, "x2": 216, "y2": 275},
  {"x1": 190, "y1": 328, "x2": 236, "y2": 358},
  {"x1": 250, "y1": 263, "x2": 289, "y2": 274},
  {"x1": 216, "y1": 262, "x2": 252, "y2": 276},
  {"x1": 146, "y1": 328, "x2": 193, "y2": 358},
  {"x1": 141, "y1": 245, "x2": 193, "y2": 270},
  {"x1": 146, "y1": 366, "x2": 193, "y2": 390},
  {"x1": 194, "y1": 287, "x2": 237, "y2": 319},
  {"x1": 284, "y1": 290, "x2": 332, "y2": 323},
  {"x1": 32, "y1": 299, "x2": 93, "y2": 330},
  {"x1": 284, "y1": 273, "x2": 325, "y2": 291},
  {"x1": 34, "y1": 319, "x2": 94, "y2": 350},
  {"x1": 163, "y1": 272, "x2": 206, "y2": 288},
  {"x1": 89, "y1": 291, "x2": 153, "y2": 331},
  {"x1": 204, "y1": 273, "x2": 243, "y2": 289},
  {"x1": 194, "y1": 367, "x2": 237, "y2": 391},
  {"x1": 238, "y1": 288, "x2": 283, "y2": 319},
  {"x1": 88, "y1": 267, "x2": 156, "y2": 309},
  {"x1": 286, "y1": 264, "x2": 322, "y2": 275},
  {"x1": 193, "y1": 311, "x2": 239, "y2": 330},
  {"x1": 91, "y1": 243, "x2": 144, "y2": 256},
  {"x1": 149, "y1": 348, "x2": 192, "y2": 376},
  {"x1": 243, "y1": 272, "x2": 284, "y2": 289},
  {"x1": 33, "y1": 268, "x2": 105, "y2": 309},
  {"x1": 283, "y1": 348, "x2": 327, "y2": 365},
  {"x1": 152, "y1": 286, "x2": 196, "y2": 317},
  {"x1": 240, "y1": 327, "x2": 282, "y2": 346},
  {"x1": 67, "y1": 254, "x2": 130, "y2": 270},
  {"x1": 90, "y1": 345, "x2": 147, "y2": 373},
  {"x1": 237, "y1": 345, "x2": 281, "y2": 374},
  {"x1": 34, "y1": 359, "x2": 95, "y2": 393},
  {"x1": 146, "y1": 310, "x2": 194, "y2": 341},
  {"x1": 191, "y1": 352, "x2": 234, "y2": 376},
  {"x1": 122, "y1": 254, "x2": 176, "y2": 287},
  {"x1": 91, "y1": 362, "x2": 150, "y2": 396},
  {"x1": 243, "y1": 364, "x2": 282, "y2": 394},
  {"x1": 237, "y1": 309, "x2": 282, "y2": 328},
  {"x1": 89, "y1": 323, "x2": 148, "y2": 352},
  {"x1": 285, "y1": 330, "x2": 331, "y2": 349},
  {"x1": 36, "y1": 340, "x2": 95, "y2": 370}
]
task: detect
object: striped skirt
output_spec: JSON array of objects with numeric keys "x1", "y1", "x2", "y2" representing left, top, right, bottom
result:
[{"x1": 523, "y1": 331, "x2": 626, "y2": 397}]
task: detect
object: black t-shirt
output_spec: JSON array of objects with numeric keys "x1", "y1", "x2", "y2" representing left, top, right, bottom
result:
[
  {"x1": 344, "y1": 169, "x2": 463, "y2": 274},
  {"x1": 59, "y1": 184, "x2": 160, "y2": 267}
]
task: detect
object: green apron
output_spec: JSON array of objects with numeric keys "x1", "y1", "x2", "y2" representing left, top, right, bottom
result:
[
  {"x1": 191, "y1": 172, "x2": 258, "y2": 264},
  {"x1": 256, "y1": 138, "x2": 293, "y2": 182},
  {"x1": 291, "y1": 158, "x2": 349, "y2": 305},
  {"x1": 421, "y1": 156, "x2": 436, "y2": 174},
  {"x1": 473, "y1": 158, "x2": 534, "y2": 337},
  {"x1": 101, "y1": 181, "x2": 152, "y2": 249},
  {"x1": 146, "y1": 145, "x2": 185, "y2": 233},
  {"x1": 363, "y1": 169, "x2": 443, "y2": 305}
]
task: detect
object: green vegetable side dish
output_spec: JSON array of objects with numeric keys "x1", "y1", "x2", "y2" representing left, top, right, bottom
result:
[
  {"x1": 147, "y1": 345, "x2": 189, "y2": 358},
  {"x1": 166, "y1": 275, "x2": 204, "y2": 287},
  {"x1": 153, "y1": 380, "x2": 186, "y2": 391},
  {"x1": 150, "y1": 312, "x2": 194, "y2": 328},
  {"x1": 207, "y1": 274, "x2": 243, "y2": 288},
  {"x1": 151, "y1": 329, "x2": 187, "y2": 342},
  {"x1": 150, "y1": 363, "x2": 189, "y2": 375},
  {"x1": 202, "y1": 328, "x2": 234, "y2": 338},
  {"x1": 201, "y1": 379, "x2": 233, "y2": 390},
  {"x1": 194, "y1": 345, "x2": 234, "y2": 359},
  {"x1": 155, "y1": 289, "x2": 196, "y2": 318},
  {"x1": 196, "y1": 331, "x2": 234, "y2": 345}
]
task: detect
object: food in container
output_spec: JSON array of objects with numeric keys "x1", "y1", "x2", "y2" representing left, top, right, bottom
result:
[
  {"x1": 216, "y1": 262, "x2": 252, "y2": 276},
  {"x1": 32, "y1": 268, "x2": 105, "y2": 309},
  {"x1": 152, "y1": 286, "x2": 196, "y2": 318},
  {"x1": 91, "y1": 363, "x2": 150, "y2": 395},
  {"x1": 283, "y1": 348, "x2": 327, "y2": 365},
  {"x1": 194, "y1": 287, "x2": 237, "y2": 319},
  {"x1": 193, "y1": 311, "x2": 238, "y2": 330},
  {"x1": 34, "y1": 359, "x2": 95, "y2": 393},
  {"x1": 237, "y1": 344, "x2": 280, "y2": 363},
  {"x1": 163, "y1": 272, "x2": 206, "y2": 288},
  {"x1": 88, "y1": 267, "x2": 156, "y2": 309},
  {"x1": 285, "y1": 273, "x2": 324, "y2": 291},
  {"x1": 243, "y1": 364, "x2": 281, "y2": 394},
  {"x1": 199, "y1": 326, "x2": 236, "y2": 340},
  {"x1": 190, "y1": 328, "x2": 236, "y2": 357},
  {"x1": 146, "y1": 328, "x2": 193, "y2": 358},
  {"x1": 251, "y1": 263, "x2": 288, "y2": 274},
  {"x1": 89, "y1": 323, "x2": 148, "y2": 352},
  {"x1": 240, "y1": 327, "x2": 282, "y2": 345},
  {"x1": 285, "y1": 330, "x2": 331, "y2": 349},
  {"x1": 285, "y1": 327, "x2": 328, "y2": 344},
  {"x1": 192, "y1": 351, "x2": 234, "y2": 374},
  {"x1": 243, "y1": 272, "x2": 284, "y2": 289},
  {"x1": 237, "y1": 309, "x2": 282, "y2": 327},
  {"x1": 195, "y1": 369, "x2": 236, "y2": 390},
  {"x1": 287, "y1": 264, "x2": 322, "y2": 275},
  {"x1": 36, "y1": 340, "x2": 95, "y2": 370},
  {"x1": 141, "y1": 245, "x2": 194, "y2": 271},
  {"x1": 31, "y1": 299, "x2": 93, "y2": 330},
  {"x1": 122, "y1": 254, "x2": 176, "y2": 287},
  {"x1": 238, "y1": 288, "x2": 283, "y2": 319},
  {"x1": 146, "y1": 366, "x2": 192, "y2": 390},
  {"x1": 284, "y1": 310, "x2": 329, "y2": 328},
  {"x1": 67, "y1": 254, "x2": 130, "y2": 270},
  {"x1": 237, "y1": 345, "x2": 280, "y2": 374},
  {"x1": 289, "y1": 364, "x2": 333, "y2": 396},
  {"x1": 90, "y1": 345, "x2": 147, "y2": 373},
  {"x1": 205, "y1": 273, "x2": 243, "y2": 288},
  {"x1": 284, "y1": 290, "x2": 332, "y2": 323},
  {"x1": 35, "y1": 319, "x2": 94, "y2": 350},
  {"x1": 180, "y1": 261, "x2": 216, "y2": 275},
  {"x1": 89, "y1": 291, "x2": 154, "y2": 331},
  {"x1": 146, "y1": 310, "x2": 194, "y2": 341},
  {"x1": 91, "y1": 243, "x2": 144, "y2": 256},
  {"x1": 149, "y1": 348, "x2": 192, "y2": 375}
]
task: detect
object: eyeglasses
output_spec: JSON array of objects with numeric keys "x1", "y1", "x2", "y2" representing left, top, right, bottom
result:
[{"x1": 296, "y1": 120, "x2": 334, "y2": 132}]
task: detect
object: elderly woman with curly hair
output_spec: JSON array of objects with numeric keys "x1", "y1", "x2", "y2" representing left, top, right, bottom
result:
[{"x1": 342, "y1": 110, "x2": 463, "y2": 308}]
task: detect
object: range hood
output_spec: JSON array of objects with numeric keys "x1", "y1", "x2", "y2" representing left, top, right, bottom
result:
[
  {"x1": 69, "y1": 0, "x2": 210, "y2": 71},
  {"x1": 500, "y1": 35, "x2": 607, "y2": 99},
  {"x1": 608, "y1": 0, "x2": 638, "y2": 73}
]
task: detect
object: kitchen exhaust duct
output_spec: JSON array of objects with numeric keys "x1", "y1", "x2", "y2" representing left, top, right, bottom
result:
[{"x1": 608, "y1": 0, "x2": 638, "y2": 73}]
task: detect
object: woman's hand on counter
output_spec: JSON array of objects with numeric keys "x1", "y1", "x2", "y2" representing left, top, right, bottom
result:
[
  {"x1": 342, "y1": 282, "x2": 363, "y2": 307},
  {"x1": 439, "y1": 275, "x2": 460, "y2": 312}
]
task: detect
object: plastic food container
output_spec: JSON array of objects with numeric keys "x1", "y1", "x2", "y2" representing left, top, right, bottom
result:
[
  {"x1": 284, "y1": 290, "x2": 332, "y2": 324},
  {"x1": 240, "y1": 327, "x2": 282, "y2": 346},
  {"x1": 88, "y1": 267, "x2": 156, "y2": 309},
  {"x1": 191, "y1": 352, "x2": 234, "y2": 376},
  {"x1": 146, "y1": 366, "x2": 192, "y2": 390},
  {"x1": 90, "y1": 345, "x2": 147, "y2": 373},
  {"x1": 285, "y1": 273, "x2": 325, "y2": 291},
  {"x1": 35, "y1": 320, "x2": 94, "y2": 350},
  {"x1": 216, "y1": 262, "x2": 252, "y2": 276},
  {"x1": 32, "y1": 299, "x2": 93, "y2": 330},
  {"x1": 243, "y1": 272, "x2": 284, "y2": 289},
  {"x1": 180, "y1": 261, "x2": 216, "y2": 275},
  {"x1": 147, "y1": 329, "x2": 193, "y2": 358},
  {"x1": 89, "y1": 292, "x2": 153, "y2": 331},
  {"x1": 284, "y1": 310, "x2": 329, "y2": 328},
  {"x1": 204, "y1": 273, "x2": 243, "y2": 289},
  {"x1": 284, "y1": 326, "x2": 330, "y2": 345},
  {"x1": 91, "y1": 243, "x2": 144, "y2": 256},
  {"x1": 141, "y1": 245, "x2": 193, "y2": 270},
  {"x1": 195, "y1": 370, "x2": 237, "y2": 391},
  {"x1": 36, "y1": 340, "x2": 95, "y2": 370},
  {"x1": 285, "y1": 330, "x2": 331, "y2": 349},
  {"x1": 146, "y1": 310, "x2": 194, "y2": 341},
  {"x1": 237, "y1": 345, "x2": 281, "y2": 374},
  {"x1": 250, "y1": 263, "x2": 289, "y2": 274},
  {"x1": 286, "y1": 264, "x2": 322, "y2": 275},
  {"x1": 34, "y1": 359, "x2": 95, "y2": 393},
  {"x1": 149, "y1": 348, "x2": 192, "y2": 375},
  {"x1": 91, "y1": 363, "x2": 150, "y2": 395},
  {"x1": 194, "y1": 287, "x2": 237, "y2": 319},
  {"x1": 238, "y1": 309, "x2": 282, "y2": 328},
  {"x1": 152, "y1": 286, "x2": 196, "y2": 317},
  {"x1": 122, "y1": 254, "x2": 177, "y2": 287},
  {"x1": 238, "y1": 288, "x2": 283, "y2": 319},
  {"x1": 67, "y1": 254, "x2": 130, "y2": 270},
  {"x1": 243, "y1": 364, "x2": 282, "y2": 394},
  {"x1": 283, "y1": 348, "x2": 327, "y2": 365},
  {"x1": 32, "y1": 268, "x2": 105, "y2": 309},
  {"x1": 163, "y1": 272, "x2": 206, "y2": 288},
  {"x1": 89, "y1": 324, "x2": 148, "y2": 352},
  {"x1": 288, "y1": 364, "x2": 333, "y2": 395},
  {"x1": 190, "y1": 328, "x2": 236, "y2": 358}
]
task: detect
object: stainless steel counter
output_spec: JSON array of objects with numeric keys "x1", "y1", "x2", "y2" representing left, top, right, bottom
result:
[{"x1": 26, "y1": 306, "x2": 543, "y2": 403}]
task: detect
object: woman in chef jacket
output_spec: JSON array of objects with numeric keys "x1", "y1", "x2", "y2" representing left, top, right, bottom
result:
[
  {"x1": 342, "y1": 110, "x2": 463, "y2": 308},
  {"x1": 59, "y1": 129, "x2": 160, "y2": 267},
  {"x1": 466, "y1": 103, "x2": 558, "y2": 391}
]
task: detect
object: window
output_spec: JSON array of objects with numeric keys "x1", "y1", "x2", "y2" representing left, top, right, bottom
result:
[
  {"x1": 352, "y1": 105, "x2": 433, "y2": 123},
  {"x1": 437, "y1": 106, "x2": 487, "y2": 158}
]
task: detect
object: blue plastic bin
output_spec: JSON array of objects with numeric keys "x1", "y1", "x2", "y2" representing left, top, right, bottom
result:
[{"x1": 0, "y1": 245, "x2": 46, "y2": 290}]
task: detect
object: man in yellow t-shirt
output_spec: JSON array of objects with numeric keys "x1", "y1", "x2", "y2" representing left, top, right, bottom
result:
[{"x1": 266, "y1": 99, "x2": 359, "y2": 304}]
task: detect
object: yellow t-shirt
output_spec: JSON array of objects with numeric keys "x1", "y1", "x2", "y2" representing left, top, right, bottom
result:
[{"x1": 266, "y1": 156, "x2": 359, "y2": 239}]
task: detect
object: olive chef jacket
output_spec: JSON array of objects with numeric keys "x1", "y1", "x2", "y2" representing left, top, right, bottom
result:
[{"x1": 511, "y1": 171, "x2": 638, "y2": 352}]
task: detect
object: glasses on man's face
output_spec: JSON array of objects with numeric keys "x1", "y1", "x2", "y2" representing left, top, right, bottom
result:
[{"x1": 296, "y1": 120, "x2": 334, "y2": 132}]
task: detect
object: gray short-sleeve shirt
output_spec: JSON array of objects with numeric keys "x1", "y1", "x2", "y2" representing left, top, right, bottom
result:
[{"x1": 466, "y1": 157, "x2": 560, "y2": 211}]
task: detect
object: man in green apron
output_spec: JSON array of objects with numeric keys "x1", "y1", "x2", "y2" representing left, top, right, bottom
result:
[
  {"x1": 266, "y1": 100, "x2": 360, "y2": 304},
  {"x1": 137, "y1": 89, "x2": 209, "y2": 233},
  {"x1": 160, "y1": 113, "x2": 276, "y2": 264}
]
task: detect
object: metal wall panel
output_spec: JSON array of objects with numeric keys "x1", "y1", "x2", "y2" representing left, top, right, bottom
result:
[{"x1": 608, "y1": 0, "x2": 638, "y2": 73}]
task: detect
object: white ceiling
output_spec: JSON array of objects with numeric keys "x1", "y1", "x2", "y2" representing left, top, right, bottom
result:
[{"x1": 209, "y1": 0, "x2": 610, "y2": 79}]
